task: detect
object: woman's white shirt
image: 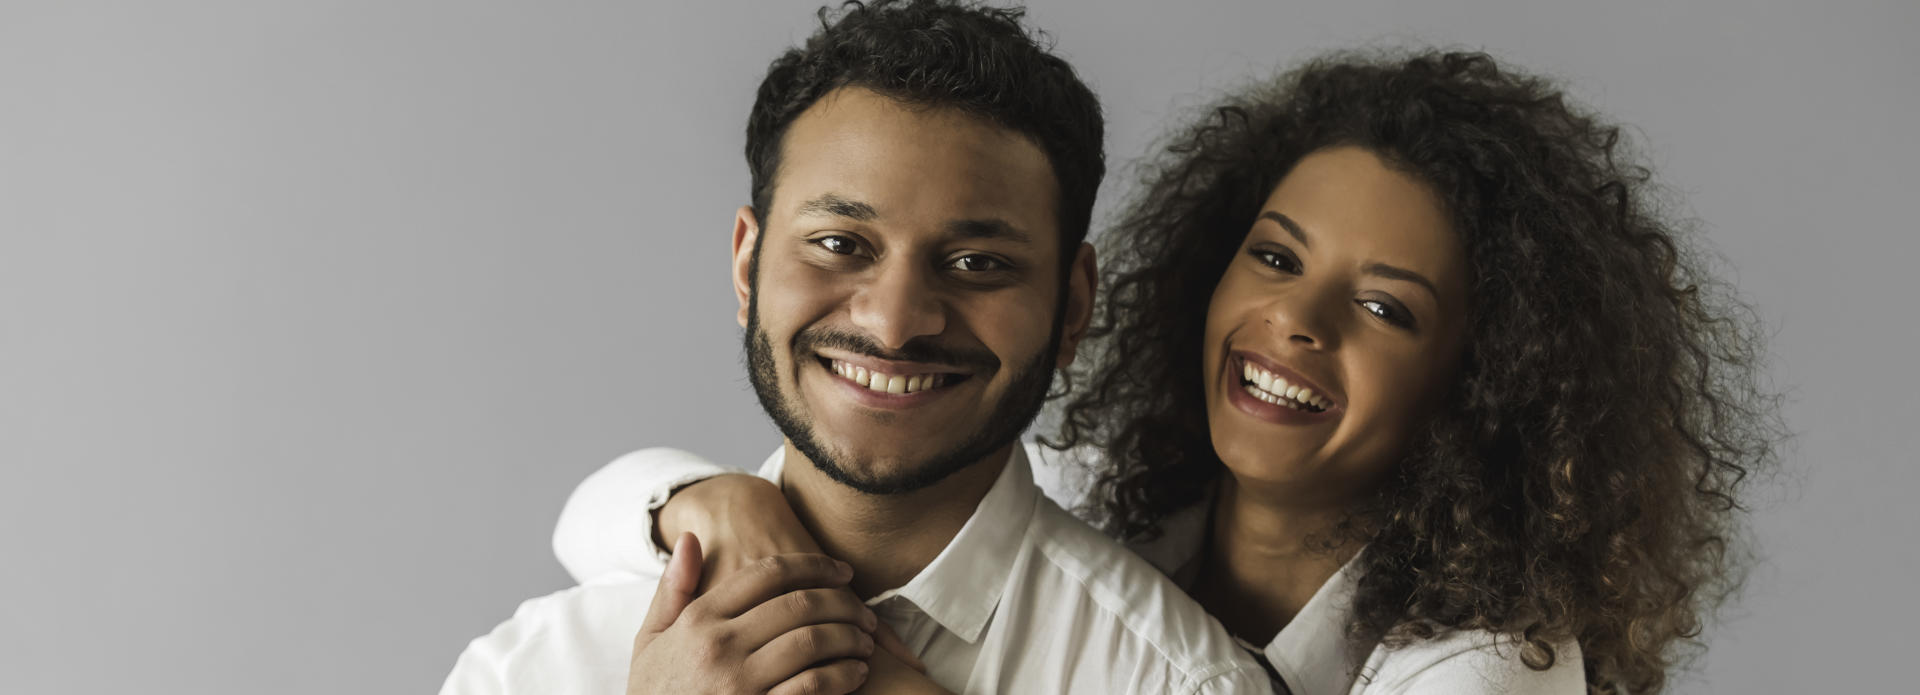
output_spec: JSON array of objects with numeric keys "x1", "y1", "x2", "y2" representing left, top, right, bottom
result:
[{"x1": 553, "y1": 443, "x2": 1584, "y2": 694}]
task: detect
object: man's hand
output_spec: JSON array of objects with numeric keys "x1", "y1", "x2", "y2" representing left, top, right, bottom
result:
[{"x1": 629, "y1": 534, "x2": 878, "y2": 695}]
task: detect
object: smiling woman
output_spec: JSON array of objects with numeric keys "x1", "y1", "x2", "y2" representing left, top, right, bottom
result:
[
  {"x1": 1201, "y1": 146, "x2": 1472, "y2": 505},
  {"x1": 1053, "y1": 51, "x2": 1786, "y2": 692}
]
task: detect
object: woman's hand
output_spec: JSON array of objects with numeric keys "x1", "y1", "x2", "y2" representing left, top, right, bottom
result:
[
  {"x1": 657, "y1": 474, "x2": 827, "y2": 592},
  {"x1": 655, "y1": 475, "x2": 929, "y2": 676},
  {"x1": 631, "y1": 534, "x2": 947, "y2": 694},
  {"x1": 630, "y1": 535, "x2": 876, "y2": 695}
]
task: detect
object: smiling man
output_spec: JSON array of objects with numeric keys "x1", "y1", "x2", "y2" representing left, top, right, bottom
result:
[
  {"x1": 439, "y1": 2, "x2": 1268, "y2": 694},
  {"x1": 742, "y1": 86, "x2": 1067, "y2": 505}
]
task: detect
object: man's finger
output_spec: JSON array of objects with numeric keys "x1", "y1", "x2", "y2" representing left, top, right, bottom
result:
[
  {"x1": 734, "y1": 587, "x2": 876, "y2": 649},
  {"x1": 746, "y1": 623, "x2": 874, "y2": 688},
  {"x1": 636, "y1": 532, "x2": 704, "y2": 642},
  {"x1": 702, "y1": 553, "x2": 852, "y2": 617},
  {"x1": 765, "y1": 658, "x2": 869, "y2": 695}
]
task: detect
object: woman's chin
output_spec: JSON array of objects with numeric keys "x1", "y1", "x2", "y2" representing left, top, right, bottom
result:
[{"x1": 1212, "y1": 442, "x2": 1315, "y2": 488}]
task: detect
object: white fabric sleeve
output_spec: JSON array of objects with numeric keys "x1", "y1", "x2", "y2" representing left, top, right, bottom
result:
[
  {"x1": 1363, "y1": 634, "x2": 1585, "y2": 694},
  {"x1": 438, "y1": 638, "x2": 506, "y2": 695},
  {"x1": 550, "y1": 447, "x2": 736, "y2": 585},
  {"x1": 1187, "y1": 663, "x2": 1285, "y2": 694}
]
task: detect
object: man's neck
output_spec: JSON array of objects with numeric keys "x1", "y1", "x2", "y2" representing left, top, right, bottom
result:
[
  {"x1": 1192, "y1": 476, "x2": 1360, "y2": 643},
  {"x1": 778, "y1": 441, "x2": 1014, "y2": 597}
]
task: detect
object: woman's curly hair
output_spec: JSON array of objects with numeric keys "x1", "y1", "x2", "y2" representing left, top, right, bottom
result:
[{"x1": 1048, "y1": 50, "x2": 1783, "y2": 693}]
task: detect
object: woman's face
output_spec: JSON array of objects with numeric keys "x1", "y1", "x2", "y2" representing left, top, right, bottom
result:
[{"x1": 1202, "y1": 146, "x2": 1471, "y2": 506}]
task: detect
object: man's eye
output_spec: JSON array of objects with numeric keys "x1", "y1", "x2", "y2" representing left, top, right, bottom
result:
[
  {"x1": 816, "y1": 236, "x2": 858, "y2": 255},
  {"x1": 949, "y1": 255, "x2": 1006, "y2": 272}
]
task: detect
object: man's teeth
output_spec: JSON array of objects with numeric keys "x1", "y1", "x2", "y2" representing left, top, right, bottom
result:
[
  {"x1": 831, "y1": 359, "x2": 947, "y2": 395},
  {"x1": 1240, "y1": 361, "x2": 1332, "y2": 411}
]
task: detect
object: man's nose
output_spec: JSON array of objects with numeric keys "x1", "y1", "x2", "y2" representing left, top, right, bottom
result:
[{"x1": 848, "y1": 261, "x2": 947, "y2": 350}]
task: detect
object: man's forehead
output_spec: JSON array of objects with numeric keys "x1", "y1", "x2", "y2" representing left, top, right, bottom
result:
[
  {"x1": 792, "y1": 192, "x2": 1037, "y2": 246},
  {"x1": 766, "y1": 87, "x2": 1061, "y2": 244}
]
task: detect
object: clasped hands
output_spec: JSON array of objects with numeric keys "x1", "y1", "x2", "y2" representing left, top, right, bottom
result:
[{"x1": 627, "y1": 475, "x2": 941, "y2": 695}]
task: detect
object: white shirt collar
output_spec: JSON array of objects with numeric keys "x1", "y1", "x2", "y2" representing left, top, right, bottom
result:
[
  {"x1": 757, "y1": 445, "x2": 1039, "y2": 643},
  {"x1": 1263, "y1": 551, "x2": 1366, "y2": 695},
  {"x1": 1134, "y1": 494, "x2": 1369, "y2": 695}
]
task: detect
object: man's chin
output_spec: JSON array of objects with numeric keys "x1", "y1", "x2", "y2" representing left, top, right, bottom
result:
[{"x1": 800, "y1": 441, "x2": 983, "y2": 496}]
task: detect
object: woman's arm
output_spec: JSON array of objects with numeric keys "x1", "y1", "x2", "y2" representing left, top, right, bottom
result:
[
  {"x1": 557, "y1": 443, "x2": 1104, "y2": 584},
  {"x1": 656, "y1": 472, "x2": 832, "y2": 592},
  {"x1": 551, "y1": 447, "x2": 736, "y2": 583}
]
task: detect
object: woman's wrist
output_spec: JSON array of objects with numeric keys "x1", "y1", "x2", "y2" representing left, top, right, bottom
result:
[
  {"x1": 655, "y1": 474, "x2": 778, "y2": 551},
  {"x1": 654, "y1": 473, "x2": 827, "y2": 593}
]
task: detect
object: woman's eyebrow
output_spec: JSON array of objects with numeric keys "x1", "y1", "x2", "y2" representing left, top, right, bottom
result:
[
  {"x1": 1363, "y1": 261, "x2": 1439, "y2": 299},
  {"x1": 1258, "y1": 210, "x2": 1309, "y2": 249},
  {"x1": 1260, "y1": 209, "x2": 1439, "y2": 298}
]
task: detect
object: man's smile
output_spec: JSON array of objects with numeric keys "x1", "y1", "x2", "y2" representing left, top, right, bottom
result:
[{"x1": 812, "y1": 353, "x2": 976, "y2": 409}]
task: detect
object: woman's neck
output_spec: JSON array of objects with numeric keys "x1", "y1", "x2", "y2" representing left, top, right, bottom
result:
[{"x1": 1191, "y1": 475, "x2": 1361, "y2": 644}]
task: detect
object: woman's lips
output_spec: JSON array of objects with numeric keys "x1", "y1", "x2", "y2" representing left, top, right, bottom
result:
[
  {"x1": 1230, "y1": 350, "x2": 1340, "y2": 410},
  {"x1": 1225, "y1": 351, "x2": 1341, "y2": 425}
]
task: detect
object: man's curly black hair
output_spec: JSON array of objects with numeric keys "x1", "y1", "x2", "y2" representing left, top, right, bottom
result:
[
  {"x1": 1050, "y1": 50, "x2": 1784, "y2": 693},
  {"x1": 744, "y1": 0, "x2": 1104, "y2": 274}
]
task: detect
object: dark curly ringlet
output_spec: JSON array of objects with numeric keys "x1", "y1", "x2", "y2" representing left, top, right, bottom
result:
[
  {"x1": 1049, "y1": 51, "x2": 1784, "y2": 693},
  {"x1": 743, "y1": 0, "x2": 1105, "y2": 279}
]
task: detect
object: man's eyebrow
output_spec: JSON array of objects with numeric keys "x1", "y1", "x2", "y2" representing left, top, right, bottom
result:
[
  {"x1": 1363, "y1": 262, "x2": 1440, "y2": 299},
  {"x1": 797, "y1": 194, "x2": 878, "y2": 221},
  {"x1": 1258, "y1": 211, "x2": 1309, "y2": 248},
  {"x1": 945, "y1": 218, "x2": 1031, "y2": 245}
]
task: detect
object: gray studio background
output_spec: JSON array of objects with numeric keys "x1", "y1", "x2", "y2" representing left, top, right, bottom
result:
[{"x1": 4, "y1": 0, "x2": 1913, "y2": 692}]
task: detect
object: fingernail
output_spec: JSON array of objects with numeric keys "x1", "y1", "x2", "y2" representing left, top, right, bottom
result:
[
  {"x1": 835, "y1": 560, "x2": 854, "y2": 580},
  {"x1": 864, "y1": 607, "x2": 878, "y2": 629},
  {"x1": 855, "y1": 661, "x2": 869, "y2": 675},
  {"x1": 860, "y1": 633, "x2": 874, "y2": 650}
]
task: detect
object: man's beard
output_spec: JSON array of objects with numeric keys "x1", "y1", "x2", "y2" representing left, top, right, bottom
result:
[{"x1": 744, "y1": 300, "x2": 1061, "y2": 496}]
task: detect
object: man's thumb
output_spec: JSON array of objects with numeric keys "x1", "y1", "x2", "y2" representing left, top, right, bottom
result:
[{"x1": 637, "y1": 532, "x2": 703, "y2": 640}]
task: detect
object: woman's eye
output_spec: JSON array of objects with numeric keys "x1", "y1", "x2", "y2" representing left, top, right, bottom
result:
[
  {"x1": 1359, "y1": 299, "x2": 1415, "y2": 329},
  {"x1": 949, "y1": 255, "x2": 1006, "y2": 272},
  {"x1": 1252, "y1": 249, "x2": 1301, "y2": 274}
]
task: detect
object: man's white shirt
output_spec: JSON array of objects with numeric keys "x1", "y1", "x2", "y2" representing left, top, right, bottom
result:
[
  {"x1": 535, "y1": 444, "x2": 1586, "y2": 695},
  {"x1": 442, "y1": 445, "x2": 1273, "y2": 694}
]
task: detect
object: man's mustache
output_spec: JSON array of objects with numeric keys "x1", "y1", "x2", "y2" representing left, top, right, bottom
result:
[{"x1": 795, "y1": 328, "x2": 1000, "y2": 372}]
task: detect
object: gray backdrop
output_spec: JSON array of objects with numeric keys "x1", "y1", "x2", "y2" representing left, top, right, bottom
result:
[{"x1": 4, "y1": 0, "x2": 1914, "y2": 692}]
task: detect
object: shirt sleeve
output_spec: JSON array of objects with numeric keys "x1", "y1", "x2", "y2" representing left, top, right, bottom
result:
[
  {"x1": 1192, "y1": 666, "x2": 1286, "y2": 695},
  {"x1": 438, "y1": 640, "x2": 506, "y2": 695},
  {"x1": 551, "y1": 447, "x2": 736, "y2": 584},
  {"x1": 1363, "y1": 635, "x2": 1585, "y2": 694}
]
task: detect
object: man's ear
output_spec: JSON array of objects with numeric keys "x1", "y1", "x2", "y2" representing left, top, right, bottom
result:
[
  {"x1": 731, "y1": 206, "x2": 760, "y2": 329},
  {"x1": 1055, "y1": 242, "x2": 1098, "y2": 368}
]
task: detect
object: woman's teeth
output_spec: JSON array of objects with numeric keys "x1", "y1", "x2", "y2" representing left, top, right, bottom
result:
[
  {"x1": 1241, "y1": 361, "x2": 1331, "y2": 412},
  {"x1": 831, "y1": 359, "x2": 947, "y2": 395}
]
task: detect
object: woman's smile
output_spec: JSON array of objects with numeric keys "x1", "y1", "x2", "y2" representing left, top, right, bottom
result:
[{"x1": 1224, "y1": 350, "x2": 1343, "y2": 425}]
